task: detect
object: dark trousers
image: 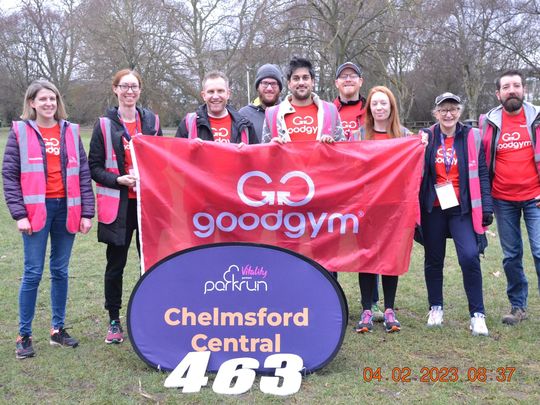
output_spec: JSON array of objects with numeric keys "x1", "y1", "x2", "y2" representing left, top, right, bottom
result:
[
  {"x1": 422, "y1": 206, "x2": 485, "y2": 316},
  {"x1": 358, "y1": 273, "x2": 398, "y2": 311},
  {"x1": 104, "y1": 198, "x2": 139, "y2": 321}
]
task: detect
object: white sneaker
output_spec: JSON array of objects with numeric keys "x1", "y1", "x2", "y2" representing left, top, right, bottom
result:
[
  {"x1": 470, "y1": 313, "x2": 489, "y2": 336},
  {"x1": 427, "y1": 306, "x2": 443, "y2": 326}
]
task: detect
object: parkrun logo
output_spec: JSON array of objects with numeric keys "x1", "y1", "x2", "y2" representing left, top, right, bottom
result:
[
  {"x1": 192, "y1": 171, "x2": 363, "y2": 238},
  {"x1": 203, "y1": 264, "x2": 268, "y2": 294},
  {"x1": 288, "y1": 115, "x2": 317, "y2": 135},
  {"x1": 498, "y1": 132, "x2": 531, "y2": 150}
]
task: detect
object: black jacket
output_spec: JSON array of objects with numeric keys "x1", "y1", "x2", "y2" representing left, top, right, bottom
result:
[
  {"x1": 88, "y1": 106, "x2": 162, "y2": 245},
  {"x1": 175, "y1": 104, "x2": 258, "y2": 144}
]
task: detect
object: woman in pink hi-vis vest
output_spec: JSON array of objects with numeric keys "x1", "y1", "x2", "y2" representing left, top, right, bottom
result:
[
  {"x1": 2, "y1": 80, "x2": 95, "y2": 359},
  {"x1": 88, "y1": 69, "x2": 162, "y2": 345},
  {"x1": 418, "y1": 92, "x2": 493, "y2": 337}
]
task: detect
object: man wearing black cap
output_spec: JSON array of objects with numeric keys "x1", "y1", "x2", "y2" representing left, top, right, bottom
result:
[
  {"x1": 333, "y1": 62, "x2": 366, "y2": 140},
  {"x1": 239, "y1": 64, "x2": 283, "y2": 142}
]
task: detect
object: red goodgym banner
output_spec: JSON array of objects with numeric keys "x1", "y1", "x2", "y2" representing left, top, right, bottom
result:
[{"x1": 132, "y1": 137, "x2": 424, "y2": 274}]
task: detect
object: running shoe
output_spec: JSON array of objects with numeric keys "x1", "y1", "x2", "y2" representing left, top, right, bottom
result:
[
  {"x1": 355, "y1": 310, "x2": 374, "y2": 333},
  {"x1": 427, "y1": 305, "x2": 443, "y2": 327},
  {"x1": 383, "y1": 308, "x2": 401, "y2": 333}
]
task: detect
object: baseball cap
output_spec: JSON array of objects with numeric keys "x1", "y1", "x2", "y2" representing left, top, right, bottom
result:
[
  {"x1": 435, "y1": 92, "x2": 461, "y2": 105},
  {"x1": 336, "y1": 62, "x2": 362, "y2": 79}
]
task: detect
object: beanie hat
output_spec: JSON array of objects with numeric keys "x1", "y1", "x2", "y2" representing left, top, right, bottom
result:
[{"x1": 255, "y1": 64, "x2": 283, "y2": 91}]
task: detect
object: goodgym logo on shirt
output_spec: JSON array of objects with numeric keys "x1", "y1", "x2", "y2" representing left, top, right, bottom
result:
[
  {"x1": 213, "y1": 127, "x2": 230, "y2": 143},
  {"x1": 498, "y1": 131, "x2": 532, "y2": 150},
  {"x1": 288, "y1": 115, "x2": 317, "y2": 135},
  {"x1": 435, "y1": 146, "x2": 457, "y2": 165},
  {"x1": 43, "y1": 137, "x2": 60, "y2": 155},
  {"x1": 342, "y1": 120, "x2": 358, "y2": 132}
]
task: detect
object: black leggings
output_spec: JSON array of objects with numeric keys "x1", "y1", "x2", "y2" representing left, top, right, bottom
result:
[{"x1": 358, "y1": 273, "x2": 398, "y2": 311}]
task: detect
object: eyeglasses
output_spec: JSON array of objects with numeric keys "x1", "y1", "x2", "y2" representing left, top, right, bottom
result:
[
  {"x1": 115, "y1": 84, "x2": 140, "y2": 92},
  {"x1": 437, "y1": 107, "x2": 460, "y2": 116},
  {"x1": 260, "y1": 81, "x2": 279, "y2": 89},
  {"x1": 338, "y1": 74, "x2": 360, "y2": 80}
]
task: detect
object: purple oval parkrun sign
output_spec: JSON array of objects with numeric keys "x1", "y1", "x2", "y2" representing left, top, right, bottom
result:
[{"x1": 127, "y1": 243, "x2": 348, "y2": 373}]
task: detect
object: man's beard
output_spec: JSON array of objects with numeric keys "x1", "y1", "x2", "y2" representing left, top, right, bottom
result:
[
  {"x1": 502, "y1": 96, "x2": 523, "y2": 113},
  {"x1": 293, "y1": 88, "x2": 311, "y2": 100}
]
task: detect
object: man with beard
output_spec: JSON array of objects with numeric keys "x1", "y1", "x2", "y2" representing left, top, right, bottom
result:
[
  {"x1": 479, "y1": 69, "x2": 540, "y2": 325},
  {"x1": 261, "y1": 56, "x2": 344, "y2": 143},
  {"x1": 176, "y1": 70, "x2": 258, "y2": 144},
  {"x1": 333, "y1": 62, "x2": 367, "y2": 140},
  {"x1": 239, "y1": 64, "x2": 283, "y2": 142}
]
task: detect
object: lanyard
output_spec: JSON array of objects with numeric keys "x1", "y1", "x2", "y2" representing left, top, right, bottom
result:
[
  {"x1": 439, "y1": 132, "x2": 455, "y2": 175},
  {"x1": 118, "y1": 111, "x2": 141, "y2": 141}
]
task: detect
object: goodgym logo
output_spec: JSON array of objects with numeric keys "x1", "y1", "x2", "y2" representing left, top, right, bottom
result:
[
  {"x1": 498, "y1": 131, "x2": 531, "y2": 150},
  {"x1": 192, "y1": 170, "x2": 363, "y2": 239},
  {"x1": 237, "y1": 171, "x2": 314, "y2": 207},
  {"x1": 213, "y1": 127, "x2": 230, "y2": 142}
]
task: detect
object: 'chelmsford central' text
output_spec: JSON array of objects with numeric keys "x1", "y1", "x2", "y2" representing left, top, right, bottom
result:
[{"x1": 164, "y1": 307, "x2": 309, "y2": 327}]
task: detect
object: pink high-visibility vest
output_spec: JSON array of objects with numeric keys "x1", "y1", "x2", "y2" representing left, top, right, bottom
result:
[
  {"x1": 14, "y1": 120, "x2": 82, "y2": 233},
  {"x1": 96, "y1": 114, "x2": 160, "y2": 224},
  {"x1": 96, "y1": 117, "x2": 121, "y2": 224}
]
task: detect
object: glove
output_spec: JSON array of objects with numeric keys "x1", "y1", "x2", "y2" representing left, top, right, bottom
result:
[{"x1": 482, "y1": 212, "x2": 493, "y2": 227}]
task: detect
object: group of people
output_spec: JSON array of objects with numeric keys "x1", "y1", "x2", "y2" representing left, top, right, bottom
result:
[{"x1": 3, "y1": 58, "x2": 539, "y2": 360}]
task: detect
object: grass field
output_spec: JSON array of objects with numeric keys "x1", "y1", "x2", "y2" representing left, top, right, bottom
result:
[{"x1": 0, "y1": 127, "x2": 539, "y2": 404}]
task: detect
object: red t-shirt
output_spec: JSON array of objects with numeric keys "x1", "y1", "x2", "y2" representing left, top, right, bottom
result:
[
  {"x1": 434, "y1": 136, "x2": 459, "y2": 206},
  {"x1": 492, "y1": 109, "x2": 540, "y2": 200},
  {"x1": 371, "y1": 131, "x2": 391, "y2": 140},
  {"x1": 209, "y1": 115, "x2": 233, "y2": 143},
  {"x1": 122, "y1": 119, "x2": 140, "y2": 199},
  {"x1": 339, "y1": 104, "x2": 361, "y2": 140},
  {"x1": 285, "y1": 103, "x2": 319, "y2": 141},
  {"x1": 39, "y1": 124, "x2": 65, "y2": 198}
]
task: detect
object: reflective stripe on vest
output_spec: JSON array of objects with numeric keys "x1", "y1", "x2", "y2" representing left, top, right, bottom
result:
[
  {"x1": 154, "y1": 114, "x2": 160, "y2": 135},
  {"x1": 320, "y1": 102, "x2": 333, "y2": 137},
  {"x1": 266, "y1": 106, "x2": 279, "y2": 138},
  {"x1": 535, "y1": 126, "x2": 540, "y2": 170},
  {"x1": 14, "y1": 121, "x2": 82, "y2": 233},
  {"x1": 96, "y1": 117, "x2": 120, "y2": 224},
  {"x1": 467, "y1": 128, "x2": 485, "y2": 234},
  {"x1": 64, "y1": 123, "x2": 82, "y2": 233},
  {"x1": 185, "y1": 112, "x2": 198, "y2": 139}
]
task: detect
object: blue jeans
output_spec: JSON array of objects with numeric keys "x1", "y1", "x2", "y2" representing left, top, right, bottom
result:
[
  {"x1": 422, "y1": 206, "x2": 485, "y2": 316},
  {"x1": 493, "y1": 197, "x2": 540, "y2": 309},
  {"x1": 19, "y1": 199, "x2": 75, "y2": 336}
]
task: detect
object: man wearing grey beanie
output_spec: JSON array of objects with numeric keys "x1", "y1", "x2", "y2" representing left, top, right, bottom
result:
[{"x1": 239, "y1": 64, "x2": 283, "y2": 142}]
